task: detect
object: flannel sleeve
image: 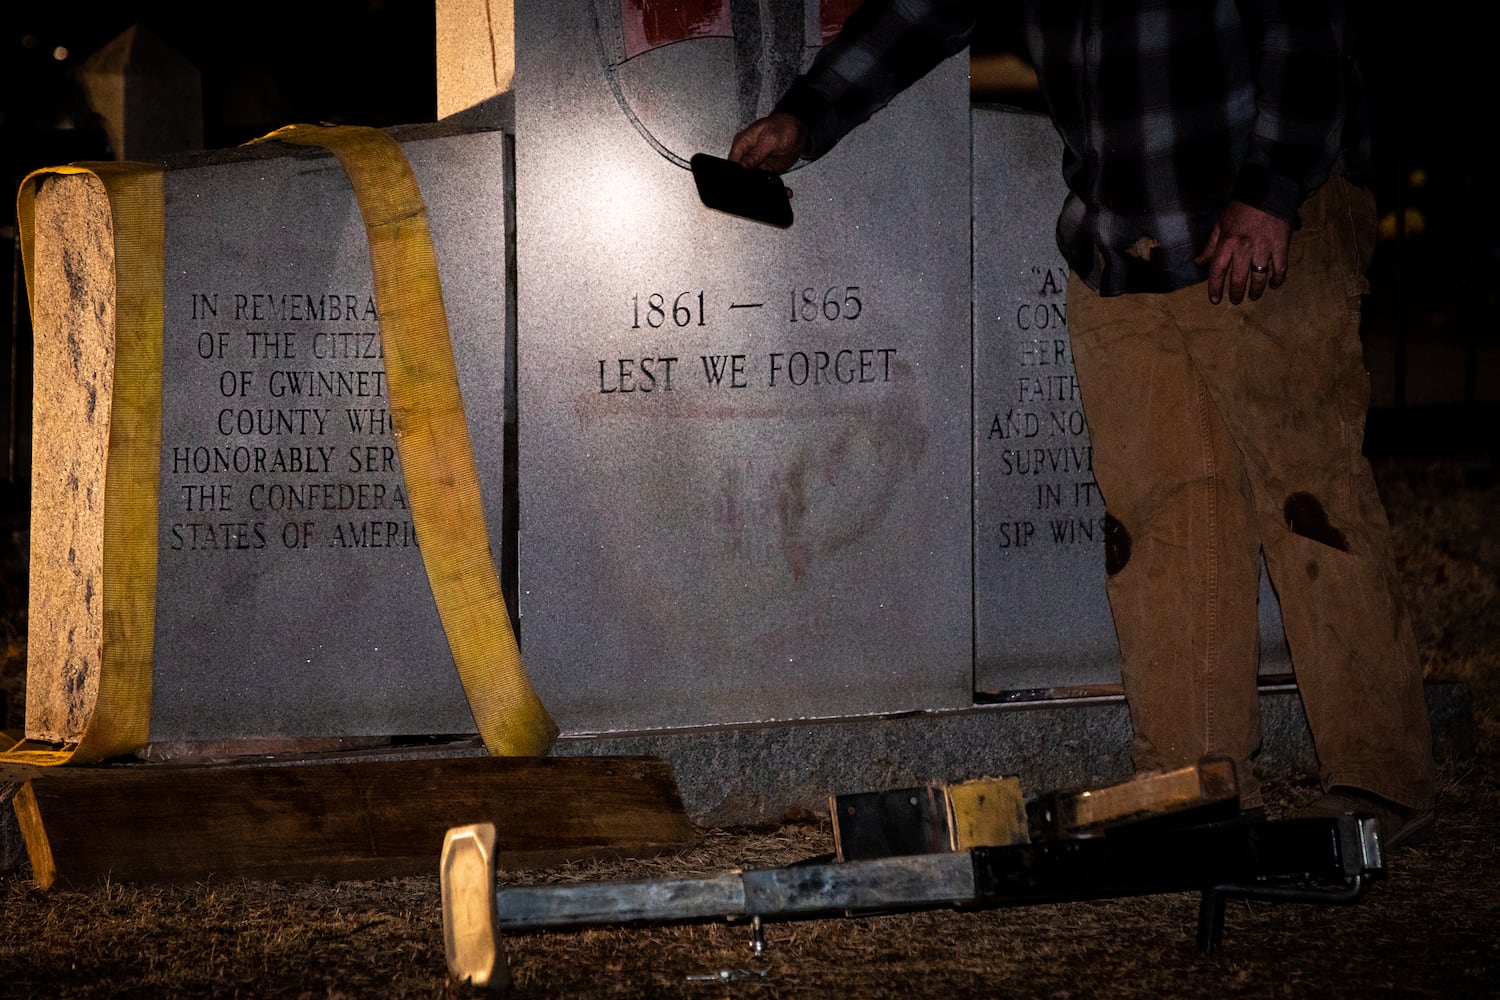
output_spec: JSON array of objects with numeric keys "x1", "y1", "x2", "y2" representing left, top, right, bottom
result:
[
  {"x1": 1232, "y1": 0, "x2": 1347, "y2": 222},
  {"x1": 773, "y1": 0, "x2": 978, "y2": 161}
]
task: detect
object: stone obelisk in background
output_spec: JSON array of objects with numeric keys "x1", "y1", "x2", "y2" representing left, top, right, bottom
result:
[{"x1": 76, "y1": 24, "x2": 204, "y2": 160}]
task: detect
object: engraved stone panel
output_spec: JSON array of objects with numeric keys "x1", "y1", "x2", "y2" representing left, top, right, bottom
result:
[
  {"x1": 514, "y1": 1, "x2": 973, "y2": 731},
  {"x1": 150, "y1": 125, "x2": 510, "y2": 740},
  {"x1": 25, "y1": 126, "x2": 510, "y2": 742}
]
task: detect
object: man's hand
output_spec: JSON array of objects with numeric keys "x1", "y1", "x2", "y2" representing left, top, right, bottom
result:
[
  {"x1": 728, "y1": 112, "x2": 808, "y2": 173},
  {"x1": 1195, "y1": 201, "x2": 1294, "y2": 306}
]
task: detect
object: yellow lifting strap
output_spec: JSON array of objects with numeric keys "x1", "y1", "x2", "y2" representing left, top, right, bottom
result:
[
  {"x1": 5, "y1": 125, "x2": 556, "y2": 763},
  {"x1": 252, "y1": 123, "x2": 557, "y2": 757},
  {"x1": 4, "y1": 162, "x2": 164, "y2": 766}
]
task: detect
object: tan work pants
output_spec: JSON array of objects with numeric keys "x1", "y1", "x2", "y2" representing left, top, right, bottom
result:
[{"x1": 1068, "y1": 174, "x2": 1435, "y2": 812}]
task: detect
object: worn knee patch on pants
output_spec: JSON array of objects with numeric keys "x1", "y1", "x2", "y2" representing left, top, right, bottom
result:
[
  {"x1": 1104, "y1": 513, "x2": 1131, "y2": 575},
  {"x1": 1283, "y1": 492, "x2": 1350, "y2": 552}
]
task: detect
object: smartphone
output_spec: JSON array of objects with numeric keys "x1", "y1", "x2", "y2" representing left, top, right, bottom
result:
[{"x1": 690, "y1": 153, "x2": 793, "y2": 229}]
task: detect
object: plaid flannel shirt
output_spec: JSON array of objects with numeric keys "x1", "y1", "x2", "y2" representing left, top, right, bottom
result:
[{"x1": 774, "y1": 0, "x2": 1365, "y2": 295}]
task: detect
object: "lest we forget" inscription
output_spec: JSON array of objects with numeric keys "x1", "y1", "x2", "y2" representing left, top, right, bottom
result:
[
  {"x1": 514, "y1": 0, "x2": 975, "y2": 732},
  {"x1": 597, "y1": 287, "x2": 894, "y2": 397}
]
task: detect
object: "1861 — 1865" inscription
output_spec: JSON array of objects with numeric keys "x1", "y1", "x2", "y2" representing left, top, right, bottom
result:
[{"x1": 603, "y1": 286, "x2": 896, "y2": 393}]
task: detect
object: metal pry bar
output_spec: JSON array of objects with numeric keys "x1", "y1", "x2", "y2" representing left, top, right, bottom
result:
[
  {"x1": 439, "y1": 822, "x2": 979, "y2": 988},
  {"x1": 496, "y1": 849, "x2": 977, "y2": 929},
  {"x1": 440, "y1": 813, "x2": 1383, "y2": 989}
]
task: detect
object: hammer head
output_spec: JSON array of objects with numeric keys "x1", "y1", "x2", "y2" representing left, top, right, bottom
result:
[{"x1": 441, "y1": 822, "x2": 511, "y2": 992}]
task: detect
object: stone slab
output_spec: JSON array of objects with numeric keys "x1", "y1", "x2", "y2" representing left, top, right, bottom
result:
[
  {"x1": 513, "y1": 1, "x2": 974, "y2": 732},
  {"x1": 26, "y1": 123, "x2": 510, "y2": 743},
  {"x1": 150, "y1": 125, "x2": 509, "y2": 741},
  {"x1": 437, "y1": 0, "x2": 514, "y2": 119},
  {"x1": 970, "y1": 106, "x2": 1291, "y2": 694},
  {"x1": 25, "y1": 172, "x2": 114, "y2": 742}
]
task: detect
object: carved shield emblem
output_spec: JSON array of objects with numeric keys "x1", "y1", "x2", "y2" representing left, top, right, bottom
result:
[{"x1": 590, "y1": 0, "x2": 861, "y2": 168}]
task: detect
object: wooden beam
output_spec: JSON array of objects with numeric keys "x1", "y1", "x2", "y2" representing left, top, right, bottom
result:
[
  {"x1": 11, "y1": 754, "x2": 694, "y2": 889},
  {"x1": 1027, "y1": 758, "x2": 1240, "y2": 838}
]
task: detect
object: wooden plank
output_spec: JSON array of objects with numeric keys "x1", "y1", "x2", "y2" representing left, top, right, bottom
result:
[
  {"x1": 14, "y1": 754, "x2": 694, "y2": 889},
  {"x1": 1027, "y1": 758, "x2": 1240, "y2": 838}
]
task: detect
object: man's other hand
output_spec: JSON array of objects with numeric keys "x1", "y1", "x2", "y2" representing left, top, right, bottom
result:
[
  {"x1": 729, "y1": 112, "x2": 808, "y2": 173},
  {"x1": 1195, "y1": 201, "x2": 1293, "y2": 306}
]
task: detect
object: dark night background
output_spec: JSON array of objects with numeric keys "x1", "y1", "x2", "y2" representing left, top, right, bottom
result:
[
  {"x1": 1, "y1": 1, "x2": 439, "y2": 158},
  {"x1": 0, "y1": 12, "x2": 1494, "y2": 996},
  {"x1": 0, "y1": 2, "x2": 1494, "y2": 488}
]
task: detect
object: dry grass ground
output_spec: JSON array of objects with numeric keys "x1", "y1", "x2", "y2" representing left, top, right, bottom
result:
[{"x1": 1, "y1": 453, "x2": 1496, "y2": 999}]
